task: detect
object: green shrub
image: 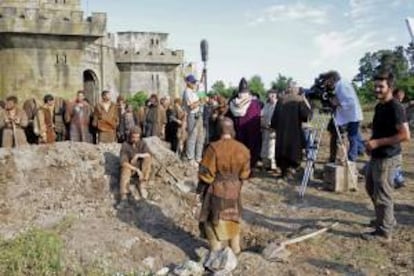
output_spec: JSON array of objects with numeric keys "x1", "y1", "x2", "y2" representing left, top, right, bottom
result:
[
  {"x1": 0, "y1": 229, "x2": 63, "y2": 275},
  {"x1": 126, "y1": 91, "x2": 148, "y2": 110}
]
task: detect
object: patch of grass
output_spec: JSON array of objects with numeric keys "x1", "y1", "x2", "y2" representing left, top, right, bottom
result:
[
  {"x1": 352, "y1": 245, "x2": 388, "y2": 265},
  {"x1": 0, "y1": 229, "x2": 63, "y2": 276}
]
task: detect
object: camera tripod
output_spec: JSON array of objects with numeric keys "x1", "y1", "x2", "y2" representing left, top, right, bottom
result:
[{"x1": 298, "y1": 110, "x2": 357, "y2": 198}]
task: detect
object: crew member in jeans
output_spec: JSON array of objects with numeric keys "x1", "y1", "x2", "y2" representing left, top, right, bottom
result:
[
  {"x1": 325, "y1": 71, "x2": 365, "y2": 162},
  {"x1": 362, "y1": 71, "x2": 410, "y2": 241},
  {"x1": 183, "y1": 74, "x2": 205, "y2": 167}
]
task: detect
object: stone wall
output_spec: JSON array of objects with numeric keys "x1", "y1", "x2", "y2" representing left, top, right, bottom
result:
[
  {"x1": 115, "y1": 32, "x2": 184, "y2": 97},
  {"x1": 0, "y1": 1, "x2": 184, "y2": 102},
  {"x1": 117, "y1": 32, "x2": 169, "y2": 52}
]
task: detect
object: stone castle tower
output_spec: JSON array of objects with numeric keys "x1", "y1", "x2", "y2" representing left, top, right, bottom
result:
[{"x1": 0, "y1": 0, "x2": 185, "y2": 104}]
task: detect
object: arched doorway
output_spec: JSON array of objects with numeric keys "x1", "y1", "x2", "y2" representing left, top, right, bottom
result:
[{"x1": 83, "y1": 70, "x2": 99, "y2": 105}]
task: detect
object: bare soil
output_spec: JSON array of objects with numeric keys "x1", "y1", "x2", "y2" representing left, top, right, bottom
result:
[{"x1": 0, "y1": 134, "x2": 413, "y2": 275}]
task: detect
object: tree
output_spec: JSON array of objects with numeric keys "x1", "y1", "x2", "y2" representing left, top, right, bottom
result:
[
  {"x1": 396, "y1": 77, "x2": 414, "y2": 99},
  {"x1": 355, "y1": 44, "x2": 414, "y2": 103},
  {"x1": 126, "y1": 91, "x2": 148, "y2": 110},
  {"x1": 356, "y1": 46, "x2": 410, "y2": 84},
  {"x1": 271, "y1": 73, "x2": 293, "y2": 92},
  {"x1": 248, "y1": 75, "x2": 266, "y2": 99},
  {"x1": 210, "y1": 80, "x2": 236, "y2": 99}
]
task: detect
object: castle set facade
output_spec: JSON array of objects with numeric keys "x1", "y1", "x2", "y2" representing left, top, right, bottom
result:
[{"x1": 0, "y1": 0, "x2": 192, "y2": 104}]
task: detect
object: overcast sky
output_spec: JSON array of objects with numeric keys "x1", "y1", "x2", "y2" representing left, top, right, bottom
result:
[{"x1": 82, "y1": 0, "x2": 414, "y2": 88}]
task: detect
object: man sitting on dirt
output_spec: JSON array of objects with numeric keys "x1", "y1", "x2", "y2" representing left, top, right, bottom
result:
[
  {"x1": 196, "y1": 117, "x2": 250, "y2": 256},
  {"x1": 362, "y1": 71, "x2": 411, "y2": 241},
  {"x1": 118, "y1": 126, "x2": 152, "y2": 208}
]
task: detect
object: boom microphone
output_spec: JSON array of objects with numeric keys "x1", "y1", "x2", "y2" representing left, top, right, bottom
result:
[{"x1": 200, "y1": 39, "x2": 209, "y2": 62}]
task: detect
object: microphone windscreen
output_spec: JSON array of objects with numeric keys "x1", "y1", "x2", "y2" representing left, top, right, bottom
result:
[{"x1": 200, "y1": 40, "x2": 209, "y2": 62}]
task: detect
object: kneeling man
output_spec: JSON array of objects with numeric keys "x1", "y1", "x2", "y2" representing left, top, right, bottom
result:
[{"x1": 197, "y1": 117, "x2": 250, "y2": 255}]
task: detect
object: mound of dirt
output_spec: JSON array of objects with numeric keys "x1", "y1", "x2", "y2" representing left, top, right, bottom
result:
[{"x1": 0, "y1": 138, "x2": 202, "y2": 273}]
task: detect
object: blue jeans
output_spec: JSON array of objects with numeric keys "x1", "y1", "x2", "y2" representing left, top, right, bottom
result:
[
  {"x1": 345, "y1": 121, "x2": 365, "y2": 161},
  {"x1": 185, "y1": 113, "x2": 205, "y2": 162}
]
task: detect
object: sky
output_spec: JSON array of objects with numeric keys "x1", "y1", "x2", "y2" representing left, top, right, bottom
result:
[{"x1": 82, "y1": 0, "x2": 414, "y2": 88}]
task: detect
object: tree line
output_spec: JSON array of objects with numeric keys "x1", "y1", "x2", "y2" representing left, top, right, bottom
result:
[{"x1": 126, "y1": 42, "x2": 414, "y2": 107}]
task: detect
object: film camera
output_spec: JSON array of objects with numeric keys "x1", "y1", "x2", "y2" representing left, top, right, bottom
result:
[{"x1": 305, "y1": 73, "x2": 337, "y2": 112}]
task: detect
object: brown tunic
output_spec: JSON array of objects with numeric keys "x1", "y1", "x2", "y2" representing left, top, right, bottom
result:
[
  {"x1": 120, "y1": 140, "x2": 150, "y2": 164},
  {"x1": 65, "y1": 101, "x2": 92, "y2": 143},
  {"x1": 93, "y1": 101, "x2": 118, "y2": 143},
  {"x1": 198, "y1": 138, "x2": 250, "y2": 240},
  {"x1": 34, "y1": 105, "x2": 56, "y2": 143},
  {"x1": 143, "y1": 105, "x2": 167, "y2": 138},
  {"x1": 0, "y1": 107, "x2": 29, "y2": 148}
]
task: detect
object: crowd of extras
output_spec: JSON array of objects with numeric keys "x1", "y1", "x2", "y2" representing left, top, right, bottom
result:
[
  {"x1": 0, "y1": 70, "x2": 412, "y2": 247},
  {"x1": 0, "y1": 73, "x2": 412, "y2": 184}
]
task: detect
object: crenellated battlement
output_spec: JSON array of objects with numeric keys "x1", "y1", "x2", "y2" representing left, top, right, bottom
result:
[
  {"x1": 0, "y1": 6, "x2": 106, "y2": 37},
  {"x1": 115, "y1": 48, "x2": 184, "y2": 65},
  {"x1": 0, "y1": 0, "x2": 81, "y2": 11}
]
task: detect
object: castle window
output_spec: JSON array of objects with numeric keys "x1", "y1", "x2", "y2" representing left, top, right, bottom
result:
[
  {"x1": 148, "y1": 51, "x2": 153, "y2": 55},
  {"x1": 156, "y1": 40, "x2": 159, "y2": 46},
  {"x1": 136, "y1": 51, "x2": 140, "y2": 55},
  {"x1": 56, "y1": 54, "x2": 59, "y2": 64},
  {"x1": 19, "y1": 14, "x2": 25, "y2": 19},
  {"x1": 150, "y1": 39, "x2": 154, "y2": 46},
  {"x1": 124, "y1": 51, "x2": 128, "y2": 54}
]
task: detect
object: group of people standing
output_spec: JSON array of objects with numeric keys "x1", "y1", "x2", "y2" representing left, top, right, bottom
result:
[
  {"x1": 0, "y1": 69, "x2": 411, "y2": 259},
  {"x1": 0, "y1": 90, "x2": 120, "y2": 147},
  {"x1": 181, "y1": 74, "x2": 312, "y2": 177}
]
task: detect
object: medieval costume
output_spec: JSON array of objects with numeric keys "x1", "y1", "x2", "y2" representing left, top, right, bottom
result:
[
  {"x1": 22, "y1": 98, "x2": 40, "y2": 144},
  {"x1": 165, "y1": 99, "x2": 186, "y2": 153},
  {"x1": 197, "y1": 118, "x2": 250, "y2": 255},
  {"x1": 0, "y1": 107, "x2": 29, "y2": 148},
  {"x1": 260, "y1": 90, "x2": 278, "y2": 170},
  {"x1": 119, "y1": 105, "x2": 136, "y2": 139},
  {"x1": 143, "y1": 95, "x2": 167, "y2": 138},
  {"x1": 271, "y1": 89, "x2": 311, "y2": 178},
  {"x1": 65, "y1": 100, "x2": 92, "y2": 142},
  {"x1": 116, "y1": 96, "x2": 127, "y2": 142},
  {"x1": 34, "y1": 104, "x2": 56, "y2": 144},
  {"x1": 208, "y1": 95, "x2": 229, "y2": 143},
  {"x1": 228, "y1": 78, "x2": 262, "y2": 168},
  {"x1": 53, "y1": 97, "x2": 67, "y2": 141},
  {"x1": 93, "y1": 101, "x2": 118, "y2": 143},
  {"x1": 135, "y1": 104, "x2": 148, "y2": 135},
  {"x1": 119, "y1": 128, "x2": 152, "y2": 202}
]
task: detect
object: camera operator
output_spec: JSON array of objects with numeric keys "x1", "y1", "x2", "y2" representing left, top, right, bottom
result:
[{"x1": 324, "y1": 71, "x2": 365, "y2": 162}]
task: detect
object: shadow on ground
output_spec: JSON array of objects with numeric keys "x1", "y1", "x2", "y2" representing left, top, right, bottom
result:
[
  {"x1": 116, "y1": 199, "x2": 206, "y2": 259},
  {"x1": 307, "y1": 258, "x2": 365, "y2": 275}
]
